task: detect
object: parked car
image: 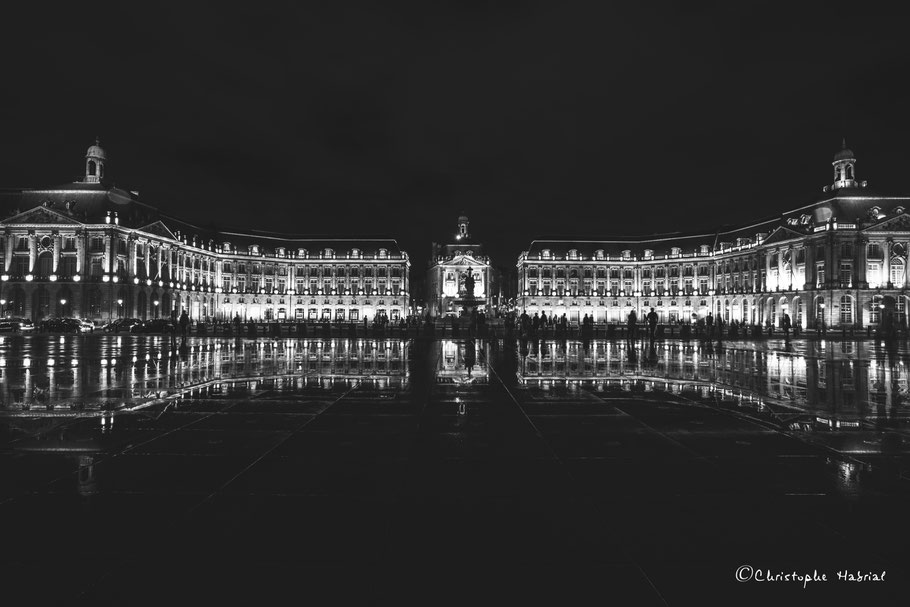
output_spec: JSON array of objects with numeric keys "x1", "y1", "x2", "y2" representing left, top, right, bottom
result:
[
  {"x1": 103, "y1": 318, "x2": 142, "y2": 333},
  {"x1": 131, "y1": 319, "x2": 177, "y2": 334},
  {"x1": 78, "y1": 318, "x2": 95, "y2": 333},
  {"x1": 0, "y1": 317, "x2": 35, "y2": 333},
  {"x1": 41, "y1": 318, "x2": 83, "y2": 333}
]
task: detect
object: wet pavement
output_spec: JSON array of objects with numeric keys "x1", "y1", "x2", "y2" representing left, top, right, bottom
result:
[{"x1": 2, "y1": 335, "x2": 910, "y2": 605}]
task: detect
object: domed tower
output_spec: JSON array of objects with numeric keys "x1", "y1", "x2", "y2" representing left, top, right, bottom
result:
[
  {"x1": 831, "y1": 139, "x2": 857, "y2": 190},
  {"x1": 84, "y1": 137, "x2": 106, "y2": 184},
  {"x1": 456, "y1": 214, "x2": 470, "y2": 240}
]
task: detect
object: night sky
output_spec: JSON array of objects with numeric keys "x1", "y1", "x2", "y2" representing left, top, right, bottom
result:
[{"x1": 2, "y1": 2, "x2": 909, "y2": 270}]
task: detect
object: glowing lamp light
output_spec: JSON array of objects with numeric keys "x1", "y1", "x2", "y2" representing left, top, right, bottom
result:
[
  {"x1": 0, "y1": 274, "x2": 7, "y2": 281},
  {"x1": 73, "y1": 275, "x2": 81, "y2": 282},
  {"x1": 49, "y1": 274, "x2": 57, "y2": 281},
  {"x1": 133, "y1": 277, "x2": 140, "y2": 284},
  {"x1": 60, "y1": 299, "x2": 67, "y2": 305},
  {"x1": 112, "y1": 275, "x2": 119, "y2": 283},
  {"x1": 102, "y1": 274, "x2": 110, "y2": 282},
  {"x1": 146, "y1": 279, "x2": 153, "y2": 286},
  {"x1": 158, "y1": 280, "x2": 164, "y2": 287},
  {"x1": 25, "y1": 274, "x2": 34, "y2": 282}
]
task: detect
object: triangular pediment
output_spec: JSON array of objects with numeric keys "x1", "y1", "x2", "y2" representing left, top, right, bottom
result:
[
  {"x1": 761, "y1": 226, "x2": 805, "y2": 246},
  {"x1": 2, "y1": 205, "x2": 83, "y2": 226},
  {"x1": 138, "y1": 221, "x2": 178, "y2": 241},
  {"x1": 450, "y1": 254, "x2": 489, "y2": 266},
  {"x1": 862, "y1": 213, "x2": 910, "y2": 233}
]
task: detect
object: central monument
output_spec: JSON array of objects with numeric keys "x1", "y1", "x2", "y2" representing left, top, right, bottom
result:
[{"x1": 426, "y1": 215, "x2": 495, "y2": 319}]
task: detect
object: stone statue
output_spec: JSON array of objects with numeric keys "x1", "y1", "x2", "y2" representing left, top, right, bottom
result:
[{"x1": 463, "y1": 271, "x2": 475, "y2": 298}]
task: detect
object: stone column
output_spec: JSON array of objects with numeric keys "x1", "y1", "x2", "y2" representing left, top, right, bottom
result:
[
  {"x1": 129, "y1": 238, "x2": 138, "y2": 277},
  {"x1": 104, "y1": 232, "x2": 113, "y2": 274},
  {"x1": 28, "y1": 232, "x2": 36, "y2": 273},
  {"x1": 765, "y1": 251, "x2": 773, "y2": 290},
  {"x1": 52, "y1": 233, "x2": 60, "y2": 272},
  {"x1": 905, "y1": 240, "x2": 910, "y2": 289},
  {"x1": 804, "y1": 244, "x2": 815, "y2": 290},
  {"x1": 856, "y1": 237, "x2": 868, "y2": 288},
  {"x1": 4, "y1": 233, "x2": 12, "y2": 272},
  {"x1": 76, "y1": 233, "x2": 84, "y2": 274},
  {"x1": 885, "y1": 239, "x2": 893, "y2": 288},
  {"x1": 144, "y1": 242, "x2": 151, "y2": 280}
]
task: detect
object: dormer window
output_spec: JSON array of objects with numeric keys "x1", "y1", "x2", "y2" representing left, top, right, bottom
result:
[
  {"x1": 249, "y1": 245, "x2": 259, "y2": 255},
  {"x1": 542, "y1": 249, "x2": 551, "y2": 259},
  {"x1": 568, "y1": 249, "x2": 578, "y2": 260},
  {"x1": 276, "y1": 247, "x2": 285, "y2": 257},
  {"x1": 324, "y1": 248, "x2": 334, "y2": 258},
  {"x1": 595, "y1": 249, "x2": 605, "y2": 260},
  {"x1": 670, "y1": 247, "x2": 681, "y2": 256},
  {"x1": 298, "y1": 248, "x2": 308, "y2": 258},
  {"x1": 351, "y1": 248, "x2": 360, "y2": 258},
  {"x1": 699, "y1": 245, "x2": 710, "y2": 255},
  {"x1": 378, "y1": 248, "x2": 388, "y2": 258},
  {"x1": 643, "y1": 249, "x2": 653, "y2": 259},
  {"x1": 622, "y1": 250, "x2": 631, "y2": 260}
]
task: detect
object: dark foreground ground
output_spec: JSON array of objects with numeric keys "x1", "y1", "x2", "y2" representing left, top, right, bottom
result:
[{"x1": 2, "y1": 336, "x2": 909, "y2": 606}]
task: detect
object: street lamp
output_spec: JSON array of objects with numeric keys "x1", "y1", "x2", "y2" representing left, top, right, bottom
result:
[
  {"x1": 117, "y1": 298, "x2": 123, "y2": 319},
  {"x1": 60, "y1": 298, "x2": 67, "y2": 317},
  {"x1": 153, "y1": 300, "x2": 160, "y2": 318},
  {"x1": 0, "y1": 299, "x2": 6, "y2": 317}
]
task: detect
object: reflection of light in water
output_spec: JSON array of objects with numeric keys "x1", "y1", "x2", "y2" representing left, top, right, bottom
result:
[
  {"x1": 0, "y1": 357, "x2": 5, "y2": 367},
  {"x1": 23, "y1": 357, "x2": 30, "y2": 367},
  {"x1": 47, "y1": 358, "x2": 54, "y2": 366}
]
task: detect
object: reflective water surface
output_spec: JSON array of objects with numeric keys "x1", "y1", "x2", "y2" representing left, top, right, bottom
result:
[
  {"x1": 3, "y1": 334, "x2": 910, "y2": 604},
  {"x1": 2, "y1": 335, "x2": 907, "y2": 425}
]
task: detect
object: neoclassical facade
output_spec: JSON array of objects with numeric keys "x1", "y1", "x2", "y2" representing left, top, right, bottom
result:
[
  {"x1": 0, "y1": 141, "x2": 411, "y2": 324},
  {"x1": 517, "y1": 145, "x2": 910, "y2": 329},
  {"x1": 426, "y1": 215, "x2": 494, "y2": 318}
]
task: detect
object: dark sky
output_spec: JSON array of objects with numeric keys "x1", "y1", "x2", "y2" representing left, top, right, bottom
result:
[{"x1": 2, "y1": 2, "x2": 909, "y2": 270}]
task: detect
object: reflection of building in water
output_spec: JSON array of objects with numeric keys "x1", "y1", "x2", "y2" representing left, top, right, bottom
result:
[
  {"x1": 516, "y1": 340, "x2": 908, "y2": 421},
  {"x1": 436, "y1": 339, "x2": 489, "y2": 384},
  {"x1": 0, "y1": 337, "x2": 410, "y2": 408}
]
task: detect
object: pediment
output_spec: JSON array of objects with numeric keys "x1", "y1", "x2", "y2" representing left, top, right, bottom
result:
[
  {"x1": 448, "y1": 254, "x2": 489, "y2": 267},
  {"x1": 862, "y1": 213, "x2": 910, "y2": 233},
  {"x1": 761, "y1": 226, "x2": 805, "y2": 246},
  {"x1": 137, "y1": 221, "x2": 178, "y2": 241},
  {"x1": 2, "y1": 205, "x2": 83, "y2": 226}
]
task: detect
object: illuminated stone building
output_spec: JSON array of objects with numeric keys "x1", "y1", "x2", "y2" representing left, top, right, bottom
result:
[
  {"x1": 517, "y1": 144, "x2": 910, "y2": 329},
  {"x1": 426, "y1": 215, "x2": 494, "y2": 318},
  {"x1": 0, "y1": 140, "x2": 410, "y2": 323}
]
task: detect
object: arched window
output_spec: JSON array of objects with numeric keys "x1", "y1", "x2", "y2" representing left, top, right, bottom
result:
[
  {"x1": 835, "y1": 167, "x2": 842, "y2": 181},
  {"x1": 88, "y1": 160, "x2": 96, "y2": 176},
  {"x1": 846, "y1": 164, "x2": 853, "y2": 180}
]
